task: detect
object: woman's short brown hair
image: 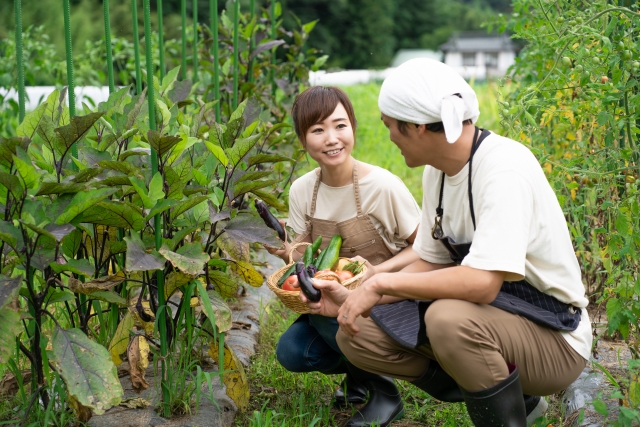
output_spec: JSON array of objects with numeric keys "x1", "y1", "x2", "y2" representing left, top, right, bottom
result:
[{"x1": 291, "y1": 86, "x2": 357, "y2": 146}]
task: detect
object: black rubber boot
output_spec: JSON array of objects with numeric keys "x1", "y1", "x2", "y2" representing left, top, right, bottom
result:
[
  {"x1": 318, "y1": 359, "x2": 368, "y2": 408},
  {"x1": 461, "y1": 364, "x2": 526, "y2": 427},
  {"x1": 410, "y1": 359, "x2": 463, "y2": 402},
  {"x1": 344, "y1": 364, "x2": 404, "y2": 427},
  {"x1": 333, "y1": 372, "x2": 368, "y2": 407}
]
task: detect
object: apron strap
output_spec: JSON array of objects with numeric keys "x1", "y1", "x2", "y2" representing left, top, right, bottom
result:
[
  {"x1": 352, "y1": 160, "x2": 363, "y2": 216},
  {"x1": 309, "y1": 168, "x2": 322, "y2": 218}
]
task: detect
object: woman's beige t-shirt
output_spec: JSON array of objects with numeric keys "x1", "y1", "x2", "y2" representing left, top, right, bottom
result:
[{"x1": 288, "y1": 166, "x2": 421, "y2": 254}]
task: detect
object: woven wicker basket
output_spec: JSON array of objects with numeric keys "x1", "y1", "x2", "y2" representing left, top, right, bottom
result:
[{"x1": 266, "y1": 242, "x2": 368, "y2": 314}]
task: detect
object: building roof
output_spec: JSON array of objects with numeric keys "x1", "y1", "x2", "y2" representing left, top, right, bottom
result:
[
  {"x1": 440, "y1": 32, "x2": 519, "y2": 53},
  {"x1": 390, "y1": 49, "x2": 443, "y2": 67}
]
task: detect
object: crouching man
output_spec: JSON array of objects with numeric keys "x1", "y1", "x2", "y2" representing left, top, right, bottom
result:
[{"x1": 304, "y1": 58, "x2": 592, "y2": 427}]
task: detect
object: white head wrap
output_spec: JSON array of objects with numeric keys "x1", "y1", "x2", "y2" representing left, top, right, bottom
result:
[{"x1": 378, "y1": 58, "x2": 480, "y2": 143}]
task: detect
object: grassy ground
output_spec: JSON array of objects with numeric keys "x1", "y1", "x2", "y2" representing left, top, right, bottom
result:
[
  {"x1": 235, "y1": 300, "x2": 474, "y2": 427},
  {"x1": 298, "y1": 82, "x2": 505, "y2": 203}
]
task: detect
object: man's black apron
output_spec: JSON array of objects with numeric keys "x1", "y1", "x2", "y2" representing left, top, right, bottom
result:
[{"x1": 370, "y1": 128, "x2": 581, "y2": 349}]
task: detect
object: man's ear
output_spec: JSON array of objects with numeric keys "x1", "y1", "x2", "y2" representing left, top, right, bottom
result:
[{"x1": 416, "y1": 124, "x2": 427, "y2": 136}]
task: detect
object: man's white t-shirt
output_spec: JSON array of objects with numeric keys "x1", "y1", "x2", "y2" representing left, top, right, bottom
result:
[
  {"x1": 414, "y1": 132, "x2": 592, "y2": 361},
  {"x1": 288, "y1": 166, "x2": 421, "y2": 254}
]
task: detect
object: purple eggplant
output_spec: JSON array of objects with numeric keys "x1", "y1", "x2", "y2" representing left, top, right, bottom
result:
[
  {"x1": 296, "y1": 262, "x2": 320, "y2": 302},
  {"x1": 307, "y1": 264, "x2": 317, "y2": 277},
  {"x1": 255, "y1": 199, "x2": 286, "y2": 241}
]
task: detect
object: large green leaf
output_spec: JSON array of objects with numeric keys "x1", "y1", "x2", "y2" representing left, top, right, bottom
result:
[
  {"x1": 204, "y1": 141, "x2": 228, "y2": 167},
  {"x1": 51, "y1": 326, "x2": 123, "y2": 415},
  {"x1": 55, "y1": 188, "x2": 118, "y2": 224},
  {"x1": 0, "y1": 136, "x2": 31, "y2": 168},
  {"x1": 160, "y1": 66, "x2": 181, "y2": 94},
  {"x1": 225, "y1": 134, "x2": 260, "y2": 167},
  {"x1": 207, "y1": 270, "x2": 241, "y2": 298},
  {"x1": 222, "y1": 213, "x2": 281, "y2": 247},
  {"x1": 145, "y1": 199, "x2": 178, "y2": 221},
  {"x1": 216, "y1": 232, "x2": 250, "y2": 262},
  {"x1": 233, "y1": 179, "x2": 279, "y2": 198},
  {"x1": 71, "y1": 168, "x2": 104, "y2": 183},
  {"x1": 0, "y1": 171, "x2": 24, "y2": 199},
  {"x1": 118, "y1": 147, "x2": 149, "y2": 162},
  {"x1": 159, "y1": 243, "x2": 209, "y2": 276},
  {"x1": 98, "y1": 86, "x2": 131, "y2": 116},
  {"x1": 37, "y1": 114, "x2": 66, "y2": 156},
  {"x1": 50, "y1": 259, "x2": 96, "y2": 278},
  {"x1": 164, "y1": 271, "x2": 192, "y2": 298},
  {"x1": 16, "y1": 101, "x2": 47, "y2": 140},
  {"x1": 97, "y1": 160, "x2": 140, "y2": 176},
  {"x1": 0, "y1": 307, "x2": 21, "y2": 364},
  {"x1": 54, "y1": 112, "x2": 105, "y2": 149},
  {"x1": 196, "y1": 281, "x2": 232, "y2": 333},
  {"x1": 147, "y1": 130, "x2": 181, "y2": 158},
  {"x1": 251, "y1": 189, "x2": 287, "y2": 211},
  {"x1": 0, "y1": 220, "x2": 24, "y2": 252},
  {"x1": 235, "y1": 171, "x2": 273, "y2": 183},
  {"x1": 36, "y1": 182, "x2": 86, "y2": 196},
  {"x1": 170, "y1": 195, "x2": 209, "y2": 222},
  {"x1": 13, "y1": 149, "x2": 40, "y2": 190},
  {"x1": 246, "y1": 153, "x2": 292, "y2": 168},
  {"x1": 21, "y1": 221, "x2": 73, "y2": 243},
  {"x1": 124, "y1": 234, "x2": 165, "y2": 272},
  {"x1": 81, "y1": 201, "x2": 145, "y2": 231},
  {"x1": 0, "y1": 276, "x2": 21, "y2": 309}
]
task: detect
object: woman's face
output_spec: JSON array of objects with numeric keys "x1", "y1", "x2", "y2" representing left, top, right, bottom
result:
[{"x1": 303, "y1": 103, "x2": 355, "y2": 167}]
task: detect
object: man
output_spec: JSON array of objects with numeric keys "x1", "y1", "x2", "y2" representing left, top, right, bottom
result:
[{"x1": 303, "y1": 58, "x2": 592, "y2": 427}]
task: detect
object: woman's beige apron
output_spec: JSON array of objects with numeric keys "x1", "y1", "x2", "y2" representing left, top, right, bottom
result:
[{"x1": 295, "y1": 162, "x2": 393, "y2": 266}]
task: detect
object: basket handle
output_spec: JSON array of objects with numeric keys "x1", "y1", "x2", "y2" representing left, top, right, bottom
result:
[{"x1": 287, "y1": 241, "x2": 311, "y2": 265}]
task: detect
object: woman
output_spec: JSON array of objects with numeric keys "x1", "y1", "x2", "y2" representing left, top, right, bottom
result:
[{"x1": 269, "y1": 86, "x2": 421, "y2": 427}]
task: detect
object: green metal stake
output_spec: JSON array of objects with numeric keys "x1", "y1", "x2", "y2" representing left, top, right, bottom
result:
[
  {"x1": 14, "y1": 0, "x2": 25, "y2": 122},
  {"x1": 232, "y1": 0, "x2": 239, "y2": 109},
  {"x1": 270, "y1": 0, "x2": 276, "y2": 96},
  {"x1": 132, "y1": 0, "x2": 142, "y2": 94},
  {"x1": 62, "y1": 0, "x2": 77, "y2": 163},
  {"x1": 210, "y1": 0, "x2": 220, "y2": 121},
  {"x1": 181, "y1": 0, "x2": 187, "y2": 80},
  {"x1": 143, "y1": 0, "x2": 170, "y2": 417},
  {"x1": 157, "y1": 0, "x2": 166, "y2": 79},
  {"x1": 193, "y1": 0, "x2": 198, "y2": 83},
  {"x1": 104, "y1": 0, "x2": 115, "y2": 93},
  {"x1": 248, "y1": 0, "x2": 255, "y2": 84}
]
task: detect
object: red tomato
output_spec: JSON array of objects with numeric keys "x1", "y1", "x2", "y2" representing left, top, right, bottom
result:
[
  {"x1": 336, "y1": 270, "x2": 355, "y2": 282},
  {"x1": 282, "y1": 275, "x2": 299, "y2": 292}
]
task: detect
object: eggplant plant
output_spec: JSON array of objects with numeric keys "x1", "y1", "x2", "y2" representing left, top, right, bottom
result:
[{"x1": 0, "y1": 67, "x2": 292, "y2": 422}]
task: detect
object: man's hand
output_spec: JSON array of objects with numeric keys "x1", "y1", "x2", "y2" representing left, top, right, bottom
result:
[
  {"x1": 301, "y1": 279, "x2": 351, "y2": 317},
  {"x1": 337, "y1": 274, "x2": 387, "y2": 337}
]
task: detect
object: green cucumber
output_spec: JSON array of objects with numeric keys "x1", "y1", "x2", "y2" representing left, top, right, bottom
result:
[
  {"x1": 316, "y1": 235, "x2": 342, "y2": 271},
  {"x1": 277, "y1": 263, "x2": 297, "y2": 287},
  {"x1": 307, "y1": 236, "x2": 322, "y2": 265}
]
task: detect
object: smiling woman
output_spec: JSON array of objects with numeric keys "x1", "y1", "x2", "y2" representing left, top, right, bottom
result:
[{"x1": 263, "y1": 86, "x2": 422, "y2": 427}]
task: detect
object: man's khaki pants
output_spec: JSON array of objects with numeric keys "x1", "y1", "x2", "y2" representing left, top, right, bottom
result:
[{"x1": 336, "y1": 299, "x2": 587, "y2": 395}]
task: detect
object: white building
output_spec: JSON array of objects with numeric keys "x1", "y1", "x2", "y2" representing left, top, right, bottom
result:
[{"x1": 440, "y1": 32, "x2": 519, "y2": 80}]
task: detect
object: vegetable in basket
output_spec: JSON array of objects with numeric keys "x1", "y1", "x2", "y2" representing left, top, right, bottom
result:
[
  {"x1": 296, "y1": 261, "x2": 321, "y2": 302},
  {"x1": 316, "y1": 235, "x2": 342, "y2": 271}
]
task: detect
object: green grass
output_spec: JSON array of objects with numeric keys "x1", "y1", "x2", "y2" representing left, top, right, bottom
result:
[
  {"x1": 235, "y1": 300, "x2": 474, "y2": 427},
  {"x1": 298, "y1": 82, "x2": 505, "y2": 203}
]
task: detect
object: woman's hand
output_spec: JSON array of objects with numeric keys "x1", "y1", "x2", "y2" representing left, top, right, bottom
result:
[
  {"x1": 300, "y1": 279, "x2": 351, "y2": 317},
  {"x1": 348, "y1": 255, "x2": 377, "y2": 283},
  {"x1": 337, "y1": 274, "x2": 387, "y2": 337},
  {"x1": 263, "y1": 220, "x2": 290, "y2": 260}
]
